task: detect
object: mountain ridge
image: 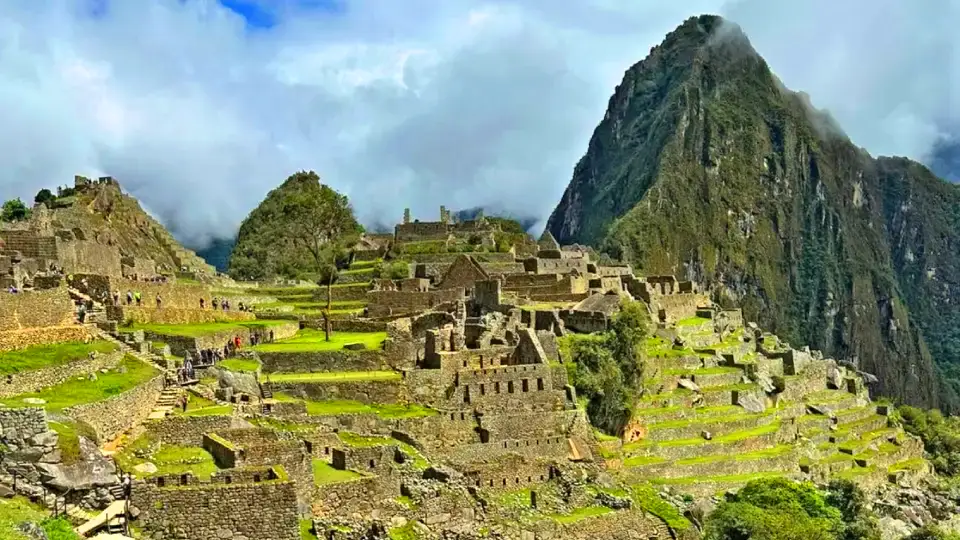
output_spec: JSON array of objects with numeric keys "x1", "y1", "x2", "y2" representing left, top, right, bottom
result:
[{"x1": 547, "y1": 14, "x2": 960, "y2": 410}]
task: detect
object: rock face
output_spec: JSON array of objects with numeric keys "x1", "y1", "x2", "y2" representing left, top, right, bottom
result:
[{"x1": 545, "y1": 14, "x2": 960, "y2": 410}]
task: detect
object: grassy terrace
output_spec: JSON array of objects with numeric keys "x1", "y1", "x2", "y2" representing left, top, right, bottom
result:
[
  {"x1": 676, "y1": 316, "x2": 711, "y2": 327},
  {"x1": 253, "y1": 330, "x2": 387, "y2": 353},
  {"x1": 661, "y1": 366, "x2": 741, "y2": 377},
  {"x1": 0, "y1": 340, "x2": 118, "y2": 375},
  {"x1": 175, "y1": 393, "x2": 233, "y2": 417},
  {"x1": 313, "y1": 460, "x2": 366, "y2": 486},
  {"x1": 337, "y1": 430, "x2": 432, "y2": 469},
  {"x1": 116, "y1": 436, "x2": 220, "y2": 480},
  {"x1": 219, "y1": 358, "x2": 261, "y2": 373},
  {"x1": 649, "y1": 471, "x2": 787, "y2": 486},
  {"x1": 119, "y1": 320, "x2": 292, "y2": 338},
  {"x1": 623, "y1": 421, "x2": 782, "y2": 451},
  {"x1": 265, "y1": 370, "x2": 400, "y2": 383},
  {"x1": 272, "y1": 393, "x2": 435, "y2": 418},
  {"x1": 0, "y1": 356, "x2": 159, "y2": 410}
]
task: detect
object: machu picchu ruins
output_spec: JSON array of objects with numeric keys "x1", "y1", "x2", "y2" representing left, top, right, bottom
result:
[{"x1": 1, "y1": 176, "x2": 952, "y2": 540}]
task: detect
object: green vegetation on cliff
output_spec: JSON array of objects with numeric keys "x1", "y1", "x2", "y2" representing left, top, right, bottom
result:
[
  {"x1": 545, "y1": 14, "x2": 960, "y2": 410},
  {"x1": 228, "y1": 171, "x2": 362, "y2": 281},
  {"x1": 561, "y1": 300, "x2": 648, "y2": 434}
]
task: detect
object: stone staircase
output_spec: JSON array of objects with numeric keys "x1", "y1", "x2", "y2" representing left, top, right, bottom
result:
[
  {"x1": 148, "y1": 387, "x2": 184, "y2": 420},
  {"x1": 68, "y1": 287, "x2": 108, "y2": 325}
]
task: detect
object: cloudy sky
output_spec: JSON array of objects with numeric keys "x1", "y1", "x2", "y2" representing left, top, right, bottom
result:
[{"x1": 0, "y1": 0, "x2": 957, "y2": 247}]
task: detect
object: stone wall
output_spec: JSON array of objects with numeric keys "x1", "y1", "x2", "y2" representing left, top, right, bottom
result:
[
  {"x1": 263, "y1": 379, "x2": 407, "y2": 404},
  {"x1": 64, "y1": 374, "x2": 163, "y2": 441},
  {"x1": 259, "y1": 350, "x2": 388, "y2": 373},
  {"x1": 366, "y1": 288, "x2": 465, "y2": 318},
  {"x1": 559, "y1": 310, "x2": 608, "y2": 333},
  {"x1": 0, "y1": 230, "x2": 58, "y2": 260},
  {"x1": 0, "y1": 407, "x2": 48, "y2": 441},
  {"x1": 315, "y1": 284, "x2": 370, "y2": 302},
  {"x1": 0, "y1": 325, "x2": 92, "y2": 352},
  {"x1": 69, "y1": 274, "x2": 210, "y2": 310},
  {"x1": 0, "y1": 350, "x2": 124, "y2": 398},
  {"x1": 0, "y1": 287, "x2": 75, "y2": 331},
  {"x1": 146, "y1": 414, "x2": 239, "y2": 447},
  {"x1": 523, "y1": 258, "x2": 589, "y2": 275},
  {"x1": 131, "y1": 478, "x2": 299, "y2": 540},
  {"x1": 652, "y1": 293, "x2": 710, "y2": 322},
  {"x1": 311, "y1": 475, "x2": 400, "y2": 518},
  {"x1": 108, "y1": 306, "x2": 256, "y2": 325},
  {"x1": 57, "y1": 240, "x2": 123, "y2": 277}
]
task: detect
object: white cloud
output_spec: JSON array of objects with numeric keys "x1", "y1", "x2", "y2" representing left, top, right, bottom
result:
[{"x1": 0, "y1": 0, "x2": 956, "y2": 247}]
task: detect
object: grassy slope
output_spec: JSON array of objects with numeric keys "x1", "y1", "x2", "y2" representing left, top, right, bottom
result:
[
  {"x1": 0, "y1": 341, "x2": 118, "y2": 375},
  {"x1": 0, "y1": 356, "x2": 159, "y2": 410}
]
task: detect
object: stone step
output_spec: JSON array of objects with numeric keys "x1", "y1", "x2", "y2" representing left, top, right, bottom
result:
[
  {"x1": 624, "y1": 421, "x2": 783, "y2": 460},
  {"x1": 632, "y1": 405, "x2": 743, "y2": 425},
  {"x1": 832, "y1": 405, "x2": 879, "y2": 425},
  {"x1": 835, "y1": 415, "x2": 890, "y2": 439}
]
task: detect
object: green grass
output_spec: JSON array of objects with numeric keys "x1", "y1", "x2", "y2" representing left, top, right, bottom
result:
[
  {"x1": 265, "y1": 370, "x2": 400, "y2": 383},
  {"x1": 219, "y1": 358, "x2": 261, "y2": 373},
  {"x1": 48, "y1": 420, "x2": 97, "y2": 465},
  {"x1": 116, "y1": 436, "x2": 219, "y2": 480},
  {"x1": 119, "y1": 320, "x2": 292, "y2": 338},
  {"x1": 889, "y1": 458, "x2": 926, "y2": 472},
  {"x1": 676, "y1": 316, "x2": 711, "y2": 327},
  {"x1": 253, "y1": 330, "x2": 386, "y2": 353},
  {"x1": 624, "y1": 421, "x2": 781, "y2": 451},
  {"x1": 631, "y1": 484, "x2": 691, "y2": 530},
  {"x1": 0, "y1": 356, "x2": 159, "y2": 411},
  {"x1": 549, "y1": 506, "x2": 614, "y2": 524},
  {"x1": 312, "y1": 460, "x2": 364, "y2": 486},
  {"x1": 0, "y1": 341, "x2": 118, "y2": 375},
  {"x1": 624, "y1": 455, "x2": 667, "y2": 467},
  {"x1": 338, "y1": 432, "x2": 393, "y2": 447},
  {"x1": 673, "y1": 444, "x2": 793, "y2": 466},
  {"x1": 0, "y1": 496, "x2": 79, "y2": 540},
  {"x1": 650, "y1": 471, "x2": 787, "y2": 486},
  {"x1": 300, "y1": 519, "x2": 319, "y2": 540},
  {"x1": 647, "y1": 411, "x2": 769, "y2": 431},
  {"x1": 387, "y1": 522, "x2": 418, "y2": 540}
]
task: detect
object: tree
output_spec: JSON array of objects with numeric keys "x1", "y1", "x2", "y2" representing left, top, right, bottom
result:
[
  {"x1": 281, "y1": 172, "x2": 363, "y2": 277},
  {"x1": 316, "y1": 247, "x2": 344, "y2": 342},
  {"x1": 1, "y1": 198, "x2": 29, "y2": 222},
  {"x1": 34, "y1": 189, "x2": 54, "y2": 207}
]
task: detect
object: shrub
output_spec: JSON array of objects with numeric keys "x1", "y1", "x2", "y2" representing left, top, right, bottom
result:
[
  {"x1": 1, "y1": 198, "x2": 29, "y2": 222},
  {"x1": 897, "y1": 405, "x2": 960, "y2": 476}
]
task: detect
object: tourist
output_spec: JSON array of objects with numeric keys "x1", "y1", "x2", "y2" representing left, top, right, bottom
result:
[
  {"x1": 199, "y1": 297, "x2": 205, "y2": 309},
  {"x1": 113, "y1": 290, "x2": 120, "y2": 305},
  {"x1": 156, "y1": 294, "x2": 162, "y2": 308},
  {"x1": 134, "y1": 291, "x2": 142, "y2": 306},
  {"x1": 121, "y1": 474, "x2": 132, "y2": 499},
  {"x1": 212, "y1": 297, "x2": 219, "y2": 310},
  {"x1": 238, "y1": 301, "x2": 245, "y2": 312},
  {"x1": 77, "y1": 303, "x2": 87, "y2": 324},
  {"x1": 126, "y1": 290, "x2": 133, "y2": 305},
  {"x1": 223, "y1": 299, "x2": 230, "y2": 311},
  {"x1": 269, "y1": 330, "x2": 274, "y2": 342}
]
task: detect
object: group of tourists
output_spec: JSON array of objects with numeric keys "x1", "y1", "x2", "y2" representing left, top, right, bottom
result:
[
  {"x1": 127, "y1": 274, "x2": 169, "y2": 284},
  {"x1": 176, "y1": 357, "x2": 196, "y2": 384},
  {"x1": 112, "y1": 289, "x2": 163, "y2": 308}
]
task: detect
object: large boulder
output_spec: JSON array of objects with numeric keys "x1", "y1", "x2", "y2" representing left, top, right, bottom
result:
[{"x1": 36, "y1": 437, "x2": 117, "y2": 491}]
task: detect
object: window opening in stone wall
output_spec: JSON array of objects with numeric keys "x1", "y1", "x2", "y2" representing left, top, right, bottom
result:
[
  {"x1": 157, "y1": 478, "x2": 165, "y2": 487},
  {"x1": 369, "y1": 460, "x2": 376, "y2": 469},
  {"x1": 480, "y1": 383, "x2": 485, "y2": 395},
  {"x1": 253, "y1": 474, "x2": 261, "y2": 483},
  {"x1": 537, "y1": 378, "x2": 544, "y2": 391},
  {"x1": 508, "y1": 381, "x2": 514, "y2": 393},
  {"x1": 224, "y1": 476, "x2": 232, "y2": 484},
  {"x1": 460, "y1": 412, "x2": 465, "y2": 420},
  {"x1": 464, "y1": 386, "x2": 471, "y2": 403},
  {"x1": 495, "y1": 382, "x2": 501, "y2": 393},
  {"x1": 180, "y1": 474, "x2": 189, "y2": 485},
  {"x1": 325, "y1": 447, "x2": 330, "y2": 455},
  {"x1": 522, "y1": 379, "x2": 529, "y2": 392}
]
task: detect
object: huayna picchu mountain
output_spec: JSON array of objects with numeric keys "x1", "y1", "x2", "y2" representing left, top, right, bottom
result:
[{"x1": 546, "y1": 15, "x2": 960, "y2": 411}]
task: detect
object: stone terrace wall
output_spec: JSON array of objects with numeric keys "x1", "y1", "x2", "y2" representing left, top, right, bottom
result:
[
  {"x1": 259, "y1": 350, "x2": 388, "y2": 373},
  {"x1": 0, "y1": 230, "x2": 58, "y2": 260},
  {"x1": 132, "y1": 480, "x2": 299, "y2": 540},
  {"x1": 0, "y1": 350, "x2": 124, "y2": 398},
  {"x1": 64, "y1": 374, "x2": 163, "y2": 441},
  {"x1": 57, "y1": 240, "x2": 123, "y2": 277},
  {"x1": 108, "y1": 306, "x2": 256, "y2": 325},
  {"x1": 0, "y1": 407, "x2": 48, "y2": 441},
  {"x1": 0, "y1": 288, "x2": 75, "y2": 331},
  {"x1": 69, "y1": 274, "x2": 211, "y2": 310},
  {"x1": 312, "y1": 475, "x2": 400, "y2": 518},
  {"x1": 652, "y1": 293, "x2": 710, "y2": 322},
  {"x1": 0, "y1": 325, "x2": 92, "y2": 352},
  {"x1": 146, "y1": 414, "x2": 240, "y2": 447},
  {"x1": 366, "y1": 288, "x2": 465, "y2": 318},
  {"x1": 263, "y1": 379, "x2": 406, "y2": 404}
]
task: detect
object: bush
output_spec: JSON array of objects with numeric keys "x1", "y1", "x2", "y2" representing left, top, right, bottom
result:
[
  {"x1": 375, "y1": 262, "x2": 409, "y2": 280},
  {"x1": 34, "y1": 189, "x2": 55, "y2": 206},
  {"x1": 897, "y1": 406, "x2": 960, "y2": 476}
]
